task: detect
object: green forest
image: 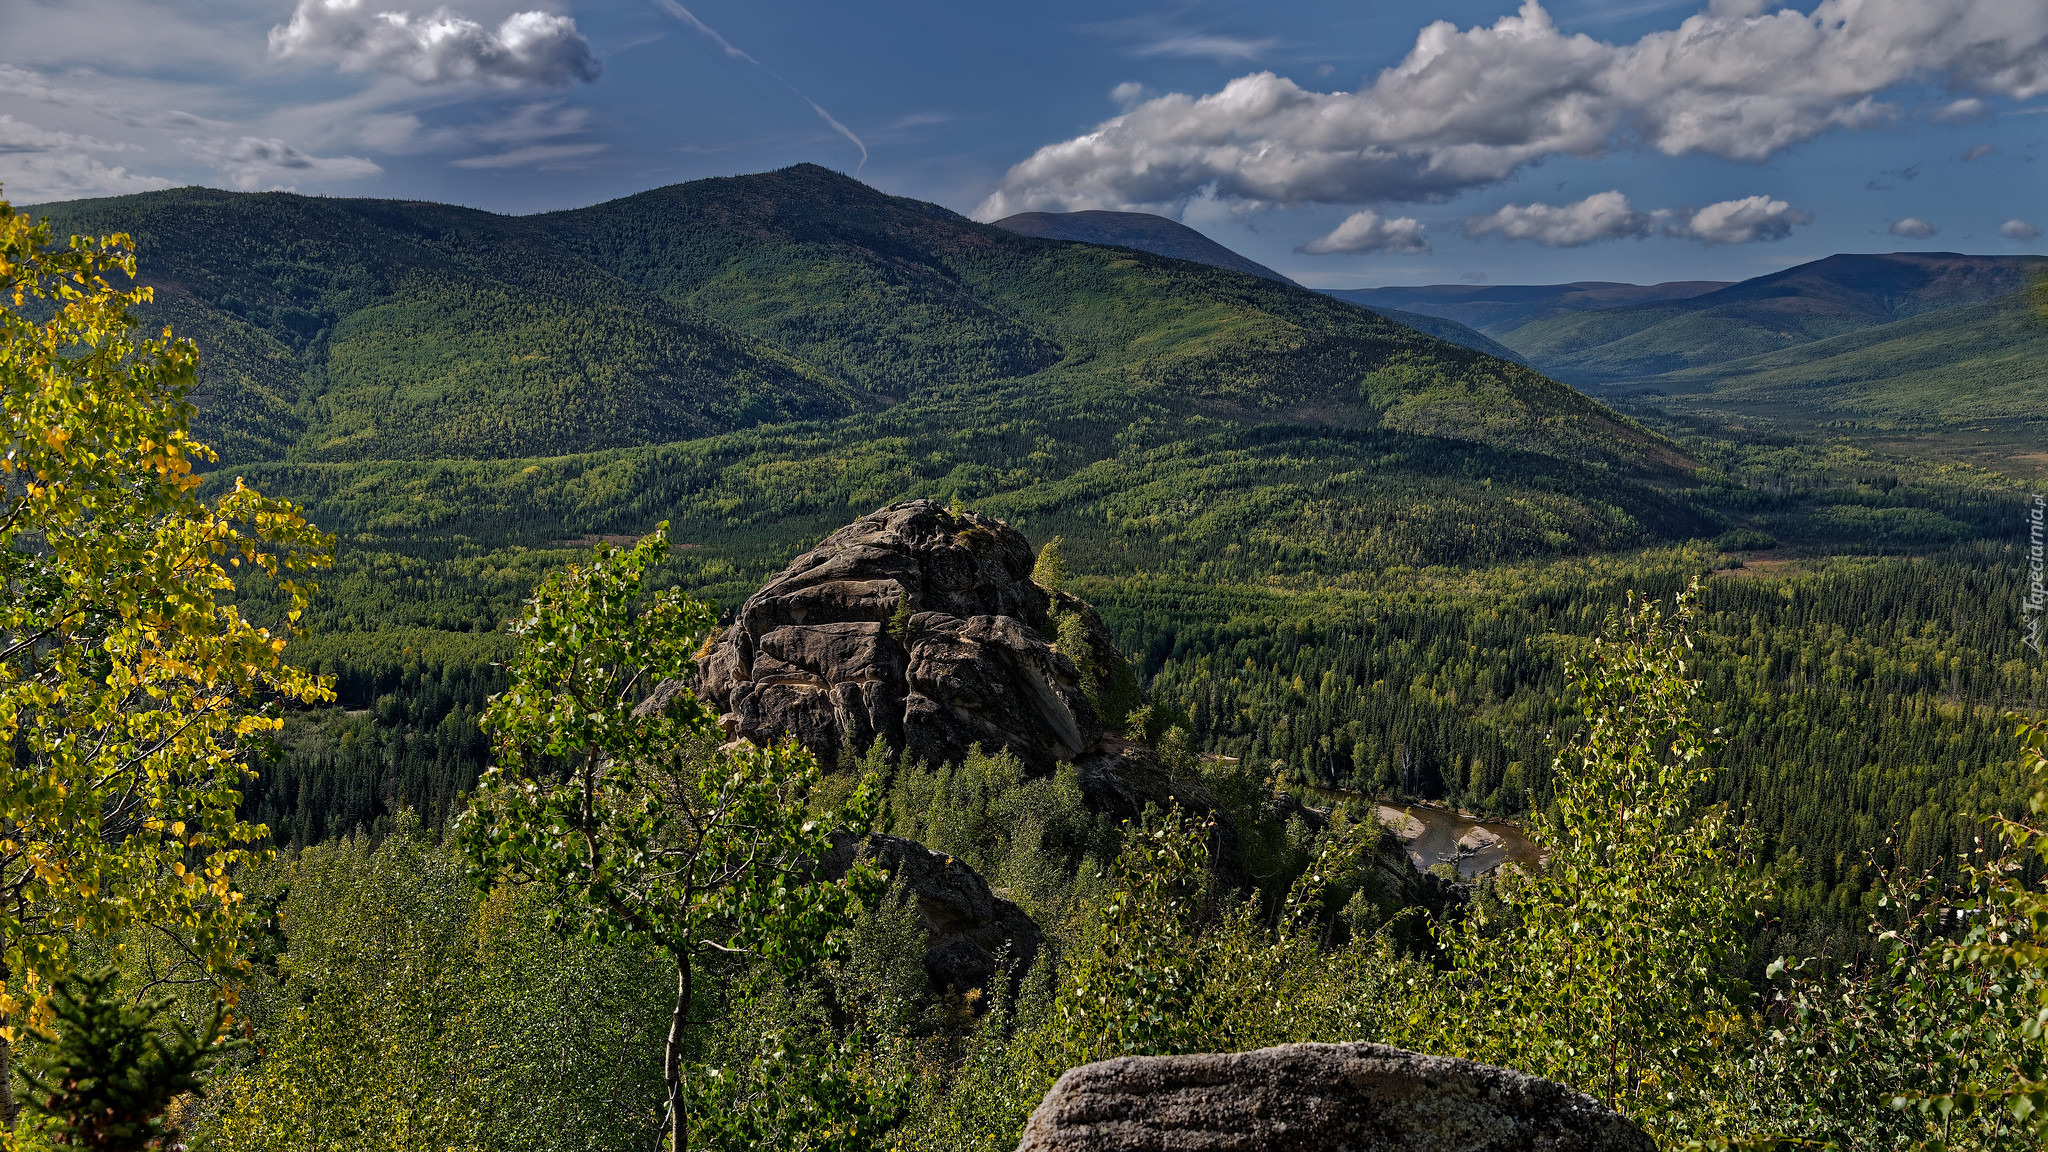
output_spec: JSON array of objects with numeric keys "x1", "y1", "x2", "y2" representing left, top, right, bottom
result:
[{"x1": 7, "y1": 166, "x2": 2048, "y2": 1151}]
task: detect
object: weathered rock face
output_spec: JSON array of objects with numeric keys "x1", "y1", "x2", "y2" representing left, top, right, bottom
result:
[
  {"x1": 690, "y1": 499, "x2": 1213, "y2": 824},
  {"x1": 695, "y1": 499, "x2": 1087, "y2": 772},
  {"x1": 1015, "y1": 1042, "x2": 1656, "y2": 1152},
  {"x1": 825, "y1": 832, "x2": 1042, "y2": 996}
]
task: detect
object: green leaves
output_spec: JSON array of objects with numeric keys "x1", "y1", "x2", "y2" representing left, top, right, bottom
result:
[
  {"x1": 1407, "y1": 580, "x2": 1771, "y2": 1140},
  {"x1": 456, "y1": 529, "x2": 878, "y2": 1150},
  {"x1": 1, "y1": 193, "x2": 332, "y2": 1031}
]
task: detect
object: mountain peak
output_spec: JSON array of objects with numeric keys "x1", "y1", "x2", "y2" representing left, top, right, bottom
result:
[{"x1": 993, "y1": 210, "x2": 1294, "y2": 285}]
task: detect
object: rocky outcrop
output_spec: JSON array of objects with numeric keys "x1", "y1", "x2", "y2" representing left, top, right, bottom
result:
[
  {"x1": 689, "y1": 499, "x2": 1212, "y2": 824},
  {"x1": 1015, "y1": 1042, "x2": 1656, "y2": 1152},
  {"x1": 824, "y1": 832, "x2": 1041, "y2": 996}
]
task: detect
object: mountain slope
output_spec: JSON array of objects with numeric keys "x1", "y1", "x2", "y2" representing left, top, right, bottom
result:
[
  {"x1": 1337, "y1": 305, "x2": 1531, "y2": 366},
  {"x1": 1619, "y1": 286, "x2": 2048, "y2": 429},
  {"x1": 31, "y1": 188, "x2": 867, "y2": 461},
  {"x1": 30, "y1": 165, "x2": 1710, "y2": 574},
  {"x1": 986, "y1": 208, "x2": 1528, "y2": 364},
  {"x1": 1503, "y1": 253, "x2": 2048, "y2": 384},
  {"x1": 542, "y1": 166, "x2": 1676, "y2": 469},
  {"x1": 991, "y1": 210, "x2": 1293, "y2": 284},
  {"x1": 1327, "y1": 281, "x2": 1730, "y2": 336}
]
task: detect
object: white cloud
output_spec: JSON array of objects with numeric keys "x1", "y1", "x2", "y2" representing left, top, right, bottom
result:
[
  {"x1": 1460, "y1": 190, "x2": 1809, "y2": 246},
  {"x1": 450, "y1": 141, "x2": 605, "y2": 168},
  {"x1": 270, "y1": 0, "x2": 602, "y2": 88},
  {"x1": 1889, "y1": 216, "x2": 1938, "y2": 238},
  {"x1": 1678, "y1": 195, "x2": 1811, "y2": 243},
  {"x1": 2004, "y1": 218, "x2": 2042, "y2": 239},
  {"x1": 0, "y1": 112, "x2": 173, "y2": 202},
  {"x1": 1081, "y1": 15, "x2": 1278, "y2": 65},
  {"x1": 0, "y1": 153, "x2": 174, "y2": 204},
  {"x1": 1464, "y1": 191, "x2": 1651, "y2": 246},
  {"x1": 200, "y1": 136, "x2": 383, "y2": 190},
  {"x1": 1963, "y1": 143, "x2": 1997, "y2": 161},
  {"x1": 0, "y1": 114, "x2": 130, "y2": 156},
  {"x1": 1129, "y1": 33, "x2": 1280, "y2": 63},
  {"x1": 977, "y1": 0, "x2": 2048, "y2": 217},
  {"x1": 1932, "y1": 97, "x2": 1991, "y2": 121},
  {"x1": 1298, "y1": 209, "x2": 1429, "y2": 254}
]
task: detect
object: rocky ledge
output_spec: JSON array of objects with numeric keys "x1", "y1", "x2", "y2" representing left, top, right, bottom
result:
[
  {"x1": 1016, "y1": 1042, "x2": 1656, "y2": 1152},
  {"x1": 823, "y1": 831, "x2": 1041, "y2": 996},
  {"x1": 687, "y1": 499, "x2": 1213, "y2": 823}
]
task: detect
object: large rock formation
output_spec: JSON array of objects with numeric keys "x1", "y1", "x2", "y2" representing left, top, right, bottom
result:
[
  {"x1": 824, "y1": 832, "x2": 1041, "y2": 996},
  {"x1": 691, "y1": 499, "x2": 1210, "y2": 823},
  {"x1": 1015, "y1": 1042, "x2": 1656, "y2": 1152}
]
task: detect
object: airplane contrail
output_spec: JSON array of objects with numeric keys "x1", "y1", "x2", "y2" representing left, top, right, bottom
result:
[{"x1": 648, "y1": 0, "x2": 868, "y2": 173}]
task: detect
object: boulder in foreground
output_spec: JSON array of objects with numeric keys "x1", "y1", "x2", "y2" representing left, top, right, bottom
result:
[{"x1": 1015, "y1": 1041, "x2": 1655, "y2": 1152}]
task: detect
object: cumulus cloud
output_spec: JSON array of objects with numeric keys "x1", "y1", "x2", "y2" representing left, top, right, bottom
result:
[
  {"x1": 1298, "y1": 209, "x2": 1429, "y2": 254},
  {"x1": 0, "y1": 152, "x2": 172, "y2": 203},
  {"x1": 1964, "y1": 143, "x2": 1997, "y2": 161},
  {"x1": 1460, "y1": 191, "x2": 1809, "y2": 246},
  {"x1": 1889, "y1": 216, "x2": 1938, "y2": 238},
  {"x1": 200, "y1": 135, "x2": 383, "y2": 190},
  {"x1": 2004, "y1": 218, "x2": 2042, "y2": 239},
  {"x1": 976, "y1": 0, "x2": 2048, "y2": 217},
  {"x1": 1464, "y1": 191, "x2": 1650, "y2": 246},
  {"x1": 1932, "y1": 97, "x2": 1991, "y2": 121},
  {"x1": 270, "y1": 0, "x2": 601, "y2": 87},
  {"x1": 1679, "y1": 195, "x2": 1811, "y2": 243}
]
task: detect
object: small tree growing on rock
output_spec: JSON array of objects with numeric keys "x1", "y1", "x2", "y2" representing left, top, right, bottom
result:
[{"x1": 458, "y1": 529, "x2": 881, "y2": 1152}]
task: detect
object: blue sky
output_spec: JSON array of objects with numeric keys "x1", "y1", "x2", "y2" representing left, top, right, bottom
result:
[{"x1": 2, "y1": 0, "x2": 2043, "y2": 286}]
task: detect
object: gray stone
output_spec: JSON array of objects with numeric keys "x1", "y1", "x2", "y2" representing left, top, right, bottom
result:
[
  {"x1": 691, "y1": 499, "x2": 1094, "y2": 773},
  {"x1": 683, "y1": 499, "x2": 1220, "y2": 832},
  {"x1": 1015, "y1": 1041, "x2": 1656, "y2": 1152},
  {"x1": 823, "y1": 831, "x2": 1041, "y2": 997}
]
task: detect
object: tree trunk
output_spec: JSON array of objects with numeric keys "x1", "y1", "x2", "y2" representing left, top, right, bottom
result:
[
  {"x1": 665, "y1": 953, "x2": 691, "y2": 1152},
  {"x1": 0, "y1": 1031, "x2": 16, "y2": 1129}
]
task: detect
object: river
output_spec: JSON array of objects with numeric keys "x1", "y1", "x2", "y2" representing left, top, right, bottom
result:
[{"x1": 1299, "y1": 784, "x2": 1542, "y2": 878}]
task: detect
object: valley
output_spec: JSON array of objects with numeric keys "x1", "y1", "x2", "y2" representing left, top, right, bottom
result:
[
  {"x1": 21, "y1": 168, "x2": 2035, "y2": 967},
  {"x1": 9, "y1": 160, "x2": 2046, "y2": 1152}
]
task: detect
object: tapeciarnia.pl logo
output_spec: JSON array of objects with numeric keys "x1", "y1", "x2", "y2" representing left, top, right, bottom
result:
[{"x1": 2028, "y1": 493, "x2": 2046, "y2": 654}]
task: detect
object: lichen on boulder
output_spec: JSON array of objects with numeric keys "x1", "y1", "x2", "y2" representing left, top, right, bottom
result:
[{"x1": 1015, "y1": 1041, "x2": 1657, "y2": 1152}]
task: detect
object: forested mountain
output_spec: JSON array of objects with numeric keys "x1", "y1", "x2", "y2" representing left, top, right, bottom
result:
[
  {"x1": 987, "y1": 208, "x2": 1525, "y2": 361},
  {"x1": 27, "y1": 165, "x2": 2043, "y2": 964},
  {"x1": 29, "y1": 189, "x2": 867, "y2": 462},
  {"x1": 1605, "y1": 285, "x2": 2048, "y2": 433},
  {"x1": 1336, "y1": 305, "x2": 1532, "y2": 366},
  {"x1": 1327, "y1": 280, "x2": 1732, "y2": 336},
  {"x1": 33, "y1": 166, "x2": 1668, "y2": 473},
  {"x1": 991, "y1": 209, "x2": 1295, "y2": 284},
  {"x1": 1330, "y1": 254, "x2": 2047, "y2": 392}
]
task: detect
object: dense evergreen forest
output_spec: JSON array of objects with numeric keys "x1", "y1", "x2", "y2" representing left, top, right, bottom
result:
[
  {"x1": 9, "y1": 170, "x2": 2048, "y2": 1149},
  {"x1": 29, "y1": 164, "x2": 2006, "y2": 964}
]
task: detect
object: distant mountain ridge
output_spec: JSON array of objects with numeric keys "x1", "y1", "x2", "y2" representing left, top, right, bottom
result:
[
  {"x1": 992, "y1": 209, "x2": 1294, "y2": 284},
  {"x1": 1326, "y1": 253, "x2": 2047, "y2": 388},
  {"x1": 1327, "y1": 281, "x2": 1732, "y2": 337},
  {"x1": 1505, "y1": 252, "x2": 2048, "y2": 384},
  {"x1": 993, "y1": 209, "x2": 1525, "y2": 363}
]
